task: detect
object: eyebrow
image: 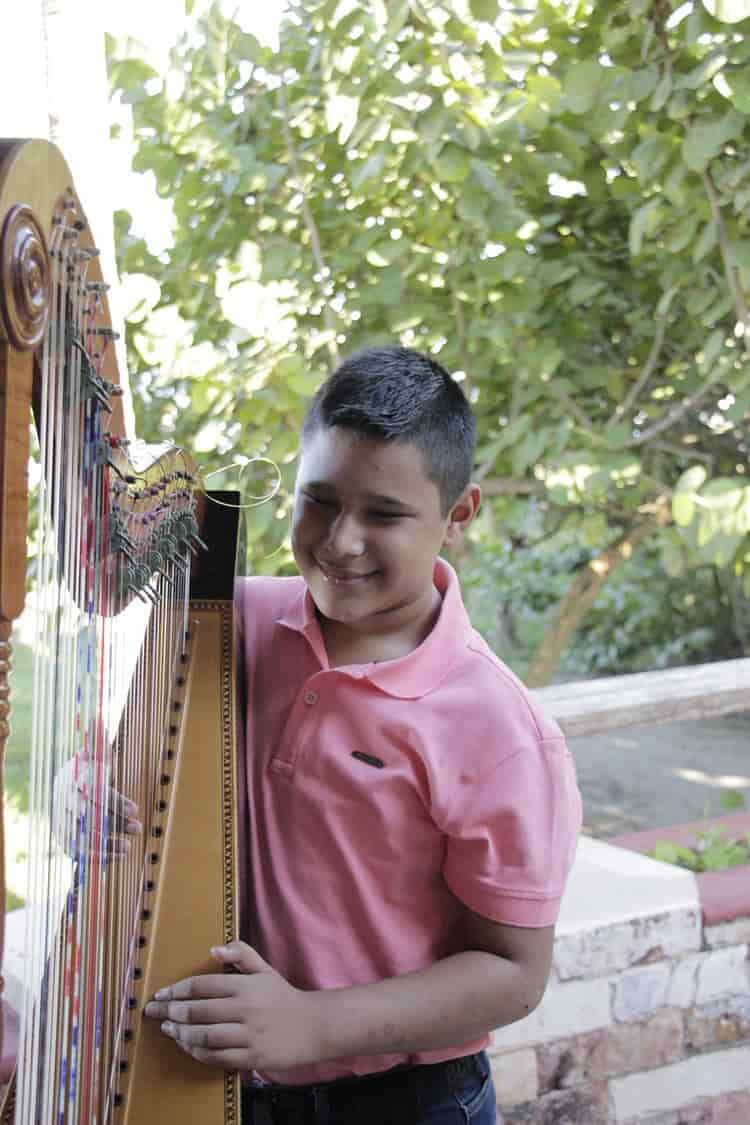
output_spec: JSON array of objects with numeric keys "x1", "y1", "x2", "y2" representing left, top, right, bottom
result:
[{"x1": 304, "y1": 482, "x2": 414, "y2": 509}]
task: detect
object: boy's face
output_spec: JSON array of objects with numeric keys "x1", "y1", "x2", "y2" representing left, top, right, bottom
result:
[{"x1": 292, "y1": 426, "x2": 477, "y2": 640}]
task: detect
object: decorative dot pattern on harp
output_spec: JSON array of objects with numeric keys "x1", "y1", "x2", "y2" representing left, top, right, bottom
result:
[{"x1": 0, "y1": 140, "x2": 240, "y2": 1125}]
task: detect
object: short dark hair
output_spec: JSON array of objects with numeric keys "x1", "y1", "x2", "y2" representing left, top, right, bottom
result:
[{"x1": 301, "y1": 346, "x2": 475, "y2": 513}]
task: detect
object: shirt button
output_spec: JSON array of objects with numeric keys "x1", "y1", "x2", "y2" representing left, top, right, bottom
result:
[{"x1": 304, "y1": 690, "x2": 319, "y2": 705}]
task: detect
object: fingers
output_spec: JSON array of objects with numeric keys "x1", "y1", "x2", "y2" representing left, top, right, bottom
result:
[
  {"x1": 109, "y1": 791, "x2": 142, "y2": 836},
  {"x1": 210, "y1": 942, "x2": 271, "y2": 974},
  {"x1": 160, "y1": 1020, "x2": 247, "y2": 1052},
  {"x1": 149, "y1": 974, "x2": 240, "y2": 1004},
  {"x1": 145, "y1": 997, "x2": 243, "y2": 1024},
  {"x1": 171, "y1": 1042, "x2": 248, "y2": 1070}
]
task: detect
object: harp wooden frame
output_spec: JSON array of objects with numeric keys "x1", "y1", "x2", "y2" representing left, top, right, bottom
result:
[{"x1": 0, "y1": 138, "x2": 240, "y2": 1124}]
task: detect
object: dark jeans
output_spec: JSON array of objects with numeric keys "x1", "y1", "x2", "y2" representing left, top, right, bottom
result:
[{"x1": 241, "y1": 1051, "x2": 499, "y2": 1124}]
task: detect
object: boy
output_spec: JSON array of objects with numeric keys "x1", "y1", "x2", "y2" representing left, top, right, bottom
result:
[{"x1": 145, "y1": 346, "x2": 582, "y2": 1124}]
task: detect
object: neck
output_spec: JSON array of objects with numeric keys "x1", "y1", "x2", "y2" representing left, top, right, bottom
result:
[{"x1": 319, "y1": 586, "x2": 442, "y2": 668}]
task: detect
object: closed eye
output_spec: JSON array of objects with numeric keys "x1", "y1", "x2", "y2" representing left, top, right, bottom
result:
[{"x1": 304, "y1": 491, "x2": 336, "y2": 508}]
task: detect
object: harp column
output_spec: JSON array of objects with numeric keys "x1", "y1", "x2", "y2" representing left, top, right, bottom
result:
[{"x1": 0, "y1": 201, "x2": 51, "y2": 1049}]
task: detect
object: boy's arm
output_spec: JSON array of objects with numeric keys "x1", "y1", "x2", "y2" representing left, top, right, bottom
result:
[
  {"x1": 143, "y1": 906, "x2": 554, "y2": 1073},
  {"x1": 313, "y1": 908, "x2": 554, "y2": 1058}
]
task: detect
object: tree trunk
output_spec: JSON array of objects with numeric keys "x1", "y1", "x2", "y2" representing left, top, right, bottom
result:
[{"x1": 525, "y1": 513, "x2": 667, "y2": 688}]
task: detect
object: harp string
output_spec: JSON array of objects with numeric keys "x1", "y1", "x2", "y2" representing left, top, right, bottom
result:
[{"x1": 13, "y1": 197, "x2": 197, "y2": 1125}]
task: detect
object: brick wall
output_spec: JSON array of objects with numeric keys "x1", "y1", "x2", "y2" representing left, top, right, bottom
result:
[{"x1": 488, "y1": 850, "x2": 750, "y2": 1124}]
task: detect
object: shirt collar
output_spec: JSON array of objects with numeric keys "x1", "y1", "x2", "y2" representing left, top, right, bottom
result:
[{"x1": 275, "y1": 558, "x2": 472, "y2": 699}]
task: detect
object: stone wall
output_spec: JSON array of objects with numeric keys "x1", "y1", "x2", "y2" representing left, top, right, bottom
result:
[{"x1": 487, "y1": 838, "x2": 750, "y2": 1124}]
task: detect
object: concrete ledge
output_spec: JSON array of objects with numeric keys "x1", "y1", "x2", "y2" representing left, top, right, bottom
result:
[
  {"x1": 611, "y1": 813, "x2": 750, "y2": 927},
  {"x1": 557, "y1": 836, "x2": 700, "y2": 934},
  {"x1": 533, "y1": 659, "x2": 750, "y2": 736}
]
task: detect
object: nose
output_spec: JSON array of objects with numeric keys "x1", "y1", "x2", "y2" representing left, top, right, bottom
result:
[{"x1": 325, "y1": 511, "x2": 365, "y2": 558}]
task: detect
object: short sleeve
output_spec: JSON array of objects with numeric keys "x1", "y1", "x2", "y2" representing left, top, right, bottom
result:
[{"x1": 441, "y1": 736, "x2": 582, "y2": 927}]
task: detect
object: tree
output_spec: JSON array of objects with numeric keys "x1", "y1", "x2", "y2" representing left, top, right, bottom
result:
[{"x1": 108, "y1": 0, "x2": 750, "y2": 673}]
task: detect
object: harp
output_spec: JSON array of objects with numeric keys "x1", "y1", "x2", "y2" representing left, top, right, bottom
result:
[{"x1": 0, "y1": 139, "x2": 240, "y2": 1123}]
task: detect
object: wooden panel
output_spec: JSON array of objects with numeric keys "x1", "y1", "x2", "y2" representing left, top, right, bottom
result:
[{"x1": 121, "y1": 603, "x2": 239, "y2": 1125}]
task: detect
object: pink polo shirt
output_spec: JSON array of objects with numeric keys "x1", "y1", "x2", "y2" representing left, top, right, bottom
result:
[{"x1": 235, "y1": 559, "x2": 581, "y2": 1084}]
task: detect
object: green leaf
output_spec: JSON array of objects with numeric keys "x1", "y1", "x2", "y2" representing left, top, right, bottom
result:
[
  {"x1": 384, "y1": 0, "x2": 410, "y2": 37},
  {"x1": 563, "y1": 60, "x2": 603, "y2": 115},
  {"x1": 650, "y1": 71, "x2": 672, "y2": 112},
  {"x1": 661, "y1": 533, "x2": 686, "y2": 577},
  {"x1": 699, "y1": 328, "x2": 726, "y2": 372},
  {"x1": 109, "y1": 56, "x2": 160, "y2": 93},
  {"x1": 692, "y1": 221, "x2": 718, "y2": 264},
  {"x1": 630, "y1": 65, "x2": 660, "y2": 102},
  {"x1": 726, "y1": 387, "x2": 750, "y2": 423},
  {"x1": 469, "y1": 0, "x2": 499, "y2": 19},
  {"x1": 665, "y1": 215, "x2": 700, "y2": 254},
  {"x1": 237, "y1": 32, "x2": 266, "y2": 63},
  {"x1": 604, "y1": 423, "x2": 631, "y2": 450},
  {"x1": 512, "y1": 429, "x2": 548, "y2": 474},
  {"x1": 470, "y1": 159, "x2": 514, "y2": 203},
  {"x1": 682, "y1": 111, "x2": 745, "y2": 172},
  {"x1": 568, "y1": 277, "x2": 606, "y2": 306},
  {"x1": 275, "y1": 354, "x2": 319, "y2": 395},
  {"x1": 673, "y1": 493, "x2": 696, "y2": 527},
  {"x1": 656, "y1": 285, "x2": 680, "y2": 318},
  {"x1": 720, "y1": 789, "x2": 747, "y2": 812},
  {"x1": 729, "y1": 238, "x2": 750, "y2": 285},
  {"x1": 722, "y1": 69, "x2": 750, "y2": 113},
  {"x1": 650, "y1": 841, "x2": 699, "y2": 870},
  {"x1": 678, "y1": 52, "x2": 728, "y2": 91},
  {"x1": 673, "y1": 465, "x2": 708, "y2": 527},
  {"x1": 676, "y1": 465, "x2": 709, "y2": 494},
  {"x1": 702, "y1": 0, "x2": 750, "y2": 23},
  {"x1": 434, "y1": 143, "x2": 471, "y2": 183},
  {"x1": 325, "y1": 93, "x2": 360, "y2": 143},
  {"x1": 630, "y1": 135, "x2": 674, "y2": 182},
  {"x1": 260, "y1": 242, "x2": 299, "y2": 282},
  {"x1": 629, "y1": 200, "x2": 660, "y2": 257},
  {"x1": 365, "y1": 240, "x2": 407, "y2": 267},
  {"x1": 351, "y1": 150, "x2": 387, "y2": 189},
  {"x1": 457, "y1": 185, "x2": 488, "y2": 226}
]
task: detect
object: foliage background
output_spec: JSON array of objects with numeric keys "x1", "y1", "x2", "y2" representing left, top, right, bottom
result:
[{"x1": 108, "y1": 0, "x2": 750, "y2": 683}]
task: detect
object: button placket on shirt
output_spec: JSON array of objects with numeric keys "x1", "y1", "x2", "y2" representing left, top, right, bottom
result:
[{"x1": 270, "y1": 675, "x2": 325, "y2": 776}]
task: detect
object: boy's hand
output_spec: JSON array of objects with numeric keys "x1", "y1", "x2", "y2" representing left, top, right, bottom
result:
[
  {"x1": 106, "y1": 791, "x2": 142, "y2": 855},
  {"x1": 143, "y1": 942, "x2": 322, "y2": 1072},
  {"x1": 52, "y1": 759, "x2": 141, "y2": 857}
]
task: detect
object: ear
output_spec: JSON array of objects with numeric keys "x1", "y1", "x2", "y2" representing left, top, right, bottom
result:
[{"x1": 443, "y1": 483, "x2": 481, "y2": 547}]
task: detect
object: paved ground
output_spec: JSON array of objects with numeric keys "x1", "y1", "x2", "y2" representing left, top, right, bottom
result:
[{"x1": 570, "y1": 711, "x2": 750, "y2": 838}]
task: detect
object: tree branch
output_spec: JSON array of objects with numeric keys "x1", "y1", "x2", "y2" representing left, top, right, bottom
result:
[
  {"x1": 624, "y1": 359, "x2": 729, "y2": 448},
  {"x1": 279, "y1": 84, "x2": 340, "y2": 368},
  {"x1": 651, "y1": 439, "x2": 714, "y2": 467},
  {"x1": 451, "y1": 288, "x2": 471, "y2": 384},
  {"x1": 702, "y1": 167, "x2": 750, "y2": 356},
  {"x1": 606, "y1": 319, "x2": 667, "y2": 429},
  {"x1": 524, "y1": 501, "x2": 670, "y2": 687},
  {"x1": 480, "y1": 477, "x2": 545, "y2": 495},
  {"x1": 546, "y1": 379, "x2": 596, "y2": 433}
]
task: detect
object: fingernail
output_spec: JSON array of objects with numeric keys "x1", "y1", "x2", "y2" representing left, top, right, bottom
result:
[
  {"x1": 125, "y1": 819, "x2": 141, "y2": 834},
  {"x1": 154, "y1": 988, "x2": 167, "y2": 1000},
  {"x1": 161, "y1": 1021, "x2": 174, "y2": 1036}
]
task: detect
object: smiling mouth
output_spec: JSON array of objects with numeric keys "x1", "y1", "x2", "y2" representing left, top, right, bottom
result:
[{"x1": 315, "y1": 560, "x2": 377, "y2": 583}]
